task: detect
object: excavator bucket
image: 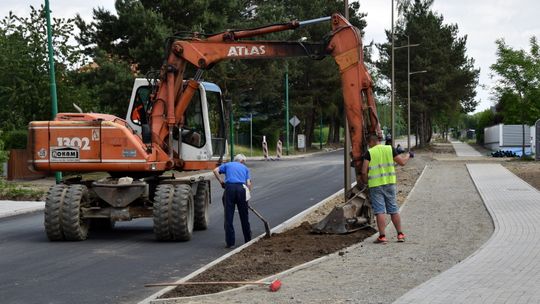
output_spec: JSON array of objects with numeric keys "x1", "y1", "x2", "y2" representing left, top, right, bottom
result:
[{"x1": 312, "y1": 185, "x2": 373, "y2": 234}]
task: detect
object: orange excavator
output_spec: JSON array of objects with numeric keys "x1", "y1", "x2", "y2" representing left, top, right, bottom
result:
[{"x1": 28, "y1": 13, "x2": 381, "y2": 241}]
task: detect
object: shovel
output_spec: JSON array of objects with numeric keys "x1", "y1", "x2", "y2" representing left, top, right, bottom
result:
[
  {"x1": 248, "y1": 205, "x2": 271, "y2": 238},
  {"x1": 145, "y1": 279, "x2": 282, "y2": 292}
]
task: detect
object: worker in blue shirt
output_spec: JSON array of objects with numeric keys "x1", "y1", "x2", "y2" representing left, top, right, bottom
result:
[{"x1": 213, "y1": 154, "x2": 252, "y2": 248}]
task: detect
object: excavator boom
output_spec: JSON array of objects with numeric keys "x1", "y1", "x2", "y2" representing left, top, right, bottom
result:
[{"x1": 156, "y1": 13, "x2": 381, "y2": 234}]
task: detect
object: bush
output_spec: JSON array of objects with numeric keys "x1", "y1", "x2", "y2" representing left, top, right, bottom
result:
[{"x1": 1, "y1": 130, "x2": 28, "y2": 150}]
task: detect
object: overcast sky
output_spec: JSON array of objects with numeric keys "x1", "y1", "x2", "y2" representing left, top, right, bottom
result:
[{"x1": 2, "y1": 0, "x2": 539, "y2": 113}]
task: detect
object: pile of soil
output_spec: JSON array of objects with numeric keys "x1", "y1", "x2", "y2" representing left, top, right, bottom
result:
[
  {"x1": 503, "y1": 161, "x2": 540, "y2": 191},
  {"x1": 162, "y1": 222, "x2": 376, "y2": 298}
]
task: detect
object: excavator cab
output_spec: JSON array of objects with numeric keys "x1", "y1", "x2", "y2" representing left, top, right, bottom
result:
[{"x1": 126, "y1": 78, "x2": 227, "y2": 164}]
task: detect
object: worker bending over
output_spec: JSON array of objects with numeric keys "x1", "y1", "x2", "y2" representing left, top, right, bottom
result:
[{"x1": 213, "y1": 154, "x2": 252, "y2": 248}]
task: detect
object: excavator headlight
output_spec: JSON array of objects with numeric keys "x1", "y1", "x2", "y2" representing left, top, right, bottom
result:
[{"x1": 150, "y1": 163, "x2": 157, "y2": 171}]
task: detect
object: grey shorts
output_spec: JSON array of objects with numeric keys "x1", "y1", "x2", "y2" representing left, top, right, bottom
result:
[{"x1": 369, "y1": 184, "x2": 399, "y2": 215}]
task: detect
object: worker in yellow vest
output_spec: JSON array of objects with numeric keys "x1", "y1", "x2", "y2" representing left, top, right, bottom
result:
[{"x1": 361, "y1": 134, "x2": 413, "y2": 244}]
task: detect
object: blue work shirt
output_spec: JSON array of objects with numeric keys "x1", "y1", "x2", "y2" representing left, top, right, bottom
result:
[{"x1": 218, "y1": 162, "x2": 250, "y2": 184}]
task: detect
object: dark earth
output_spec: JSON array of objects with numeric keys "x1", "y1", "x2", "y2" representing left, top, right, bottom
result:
[{"x1": 161, "y1": 222, "x2": 376, "y2": 298}]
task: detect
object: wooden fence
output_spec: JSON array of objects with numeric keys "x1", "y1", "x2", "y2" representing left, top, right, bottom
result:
[{"x1": 7, "y1": 149, "x2": 47, "y2": 180}]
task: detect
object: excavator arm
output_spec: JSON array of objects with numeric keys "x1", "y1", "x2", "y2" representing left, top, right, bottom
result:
[{"x1": 152, "y1": 13, "x2": 381, "y2": 185}]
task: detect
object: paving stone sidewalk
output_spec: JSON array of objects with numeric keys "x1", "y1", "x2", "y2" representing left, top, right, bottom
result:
[
  {"x1": 450, "y1": 141, "x2": 483, "y2": 157},
  {"x1": 395, "y1": 163, "x2": 540, "y2": 304}
]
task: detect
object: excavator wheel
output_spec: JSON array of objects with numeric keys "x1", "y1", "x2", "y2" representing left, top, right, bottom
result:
[
  {"x1": 153, "y1": 184, "x2": 194, "y2": 241},
  {"x1": 153, "y1": 184, "x2": 174, "y2": 241},
  {"x1": 193, "y1": 181, "x2": 210, "y2": 230},
  {"x1": 61, "y1": 185, "x2": 90, "y2": 241},
  {"x1": 44, "y1": 184, "x2": 68, "y2": 241}
]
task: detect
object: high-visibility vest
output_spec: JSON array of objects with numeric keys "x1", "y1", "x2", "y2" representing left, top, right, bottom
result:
[{"x1": 367, "y1": 144, "x2": 396, "y2": 188}]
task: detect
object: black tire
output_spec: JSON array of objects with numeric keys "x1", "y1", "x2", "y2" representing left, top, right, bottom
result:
[
  {"x1": 90, "y1": 218, "x2": 116, "y2": 231},
  {"x1": 153, "y1": 184, "x2": 174, "y2": 241},
  {"x1": 44, "y1": 184, "x2": 68, "y2": 241},
  {"x1": 171, "y1": 184, "x2": 194, "y2": 240},
  {"x1": 193, "y1": 181, "x2": 210, "y2": 230},
  {"x1": 61, "y1": 185, "x2": 90, "y2": 241},
  {"x1": 153, "y1": 184, "x2": 194, "y2": 241}
]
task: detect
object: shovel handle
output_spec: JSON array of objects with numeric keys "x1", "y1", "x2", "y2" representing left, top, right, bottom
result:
[
  {"x1": 145, "y1": 281, "x2": 269, "y2": 287},
  {"x1": 248, "y1": 205, "x2": 272, "y2": 237}
]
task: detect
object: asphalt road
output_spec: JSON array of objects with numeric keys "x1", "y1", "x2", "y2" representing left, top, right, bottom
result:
[{"x1": 0, "y1": 150, "x2": 353, "y2": 304}]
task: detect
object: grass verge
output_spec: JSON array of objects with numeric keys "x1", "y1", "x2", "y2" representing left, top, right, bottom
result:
[{"x1": 0, "y1": 178, "x2": 46, "y2": 201}]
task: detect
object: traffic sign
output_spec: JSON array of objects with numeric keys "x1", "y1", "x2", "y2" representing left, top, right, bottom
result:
[
  {"x1": 289, "y1": 115, "x2": 300, "y2": 127},
  {"x1": 297, "y1": 134, "x2": 305, "y2": 149},
  {"x1": 239, "y1": 117, "x2": 251, "y2": 122}
]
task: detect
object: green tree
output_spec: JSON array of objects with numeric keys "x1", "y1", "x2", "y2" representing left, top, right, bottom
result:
[
  {"x1": 491, "y1": 36, "x2": 540, "y2": 156},
  {"x1": 376, "y1": 0, "x2": 479, "y2": 147},
  {"x1": 68, "y1": 50, "x2": 135, "y2": 117},
  {"x1": 0, "y1": 6, "x2": 88, "y2": 130}
]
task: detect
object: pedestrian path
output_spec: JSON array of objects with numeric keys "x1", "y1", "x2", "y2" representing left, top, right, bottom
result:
[
  {"x1": 394, "y1": 163, "x2": 540, "y2": 304},
  {"x1": 0, "y1": 200, "x2": 44, "y2": 218},
  {"x1": 451, "y1": 140, "x2": 483, "y2": 157}
]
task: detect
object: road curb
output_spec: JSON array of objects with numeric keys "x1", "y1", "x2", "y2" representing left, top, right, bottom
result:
[
  {"x1": 247, "y1": 148, "x2": 343, "y2": 161},
  {"x1": 0, "y1": 203, "x2": 45, "y2": 219}
]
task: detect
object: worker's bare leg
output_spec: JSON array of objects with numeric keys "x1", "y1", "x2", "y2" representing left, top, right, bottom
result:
[
  {"x1": 390, "y1": 213, "x2": 402, "y2": 233},
  {"x1": 376, "y1": 214, "x2": 387, "y2": 236}
]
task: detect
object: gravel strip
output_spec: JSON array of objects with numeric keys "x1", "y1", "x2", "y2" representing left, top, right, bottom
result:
[{"x1": 162, "y1": 162, "x2": 493, "y2": 304}]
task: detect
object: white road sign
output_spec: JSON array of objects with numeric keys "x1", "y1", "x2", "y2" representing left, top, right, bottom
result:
[{"x1": 289, "y1": 115, "x2": 300, "y2": 127}]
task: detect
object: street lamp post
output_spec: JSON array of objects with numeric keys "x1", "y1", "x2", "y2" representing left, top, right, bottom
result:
[
  {"x1": 395, "y1": 35, "x2": 420, "y2": 151},
  {"x1": 391, "y1": 0, "x2": 395, "y2": 147},
  {"x1": 344, "y1": 0, "x2": 351, "y2": 198},
  {"x1": 227, "y1": 99, "x2": 234, "y2": 162},
  {"x1": 45, "y1": 0, "x2": 62, "y2": 184},
  {"x1": 285, "y1": 62, "x2": 290, "y2": 156},
  {"x1": 408, "y1": 70, "x2": 427, "y2": 149}
]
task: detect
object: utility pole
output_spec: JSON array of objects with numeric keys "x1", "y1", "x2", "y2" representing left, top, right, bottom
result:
[
  {"x1": 45, "y1": 0, "x2": 62, "y2": 184},
  {"x1": 320, "y1": 109, "x2": 323, "y2": 150},
  {"x1": 395, "y1": 35, "x2": 420, "y2": 151},
  {"x1": 228, "y1": 99, "x2": 234, "y2": 162},
  {"x1": 407, "y1": 37, "x2": 412, "y2": 151},
  {"x1": 344, "y1": 0, "x2": 351, "y2": 198},
  {"x1": 250, "y1": 112, "x2": 253, "y2": 157},
  {"x1": 408, "y1": 69, "x2": 427, "y2": 149},
  {"x1": 285, "y1": 62, "x2": 290, "y2": 155},
  {"x1": 391, "y1": 0, "x2": 395, "y2": 147}
]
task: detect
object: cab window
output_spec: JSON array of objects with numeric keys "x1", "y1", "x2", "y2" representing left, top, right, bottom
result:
[
  {"x1": 130, "y1": 86, "x2": 150, "y2": 125},
  {"x1": 182, "y1": 90, "x2": 206, "y2": 147},
  {"x1": 206, "y1": 90, "x2": 226, "y2": 156}
]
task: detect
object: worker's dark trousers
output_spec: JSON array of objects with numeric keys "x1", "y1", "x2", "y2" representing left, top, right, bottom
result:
[{"x1": 223, "y1": 183, "x2": 251, "y2": 247}]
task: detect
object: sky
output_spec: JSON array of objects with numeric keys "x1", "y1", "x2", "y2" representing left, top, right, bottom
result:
[{"x1": 2, "y1": 0, "x2": 539, "y2": 113}]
